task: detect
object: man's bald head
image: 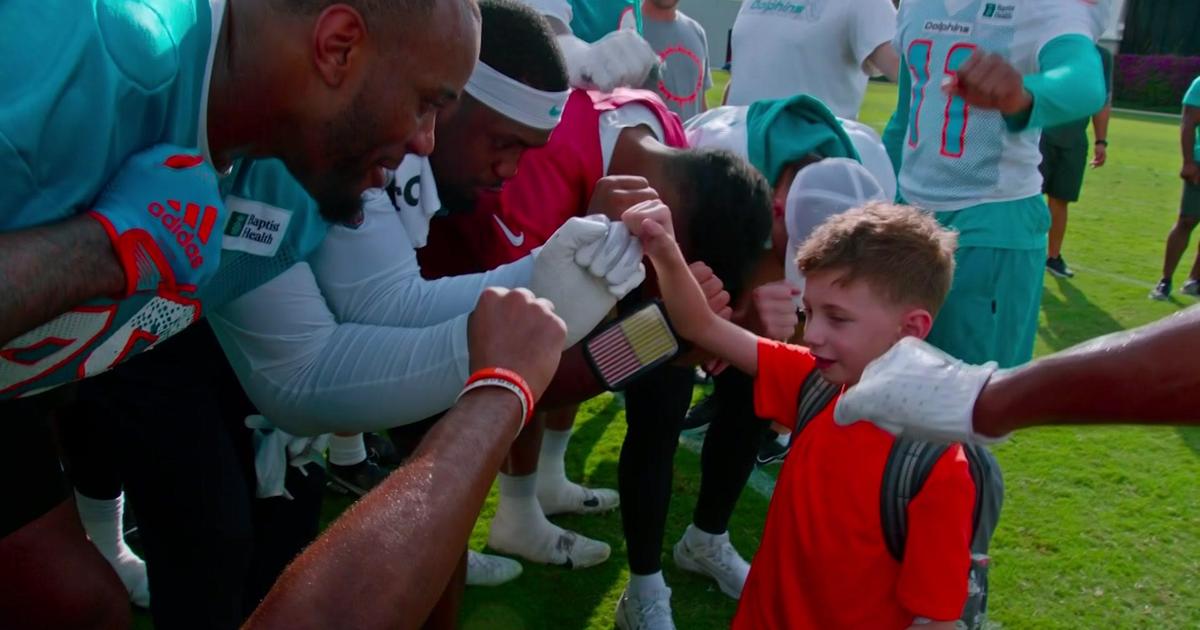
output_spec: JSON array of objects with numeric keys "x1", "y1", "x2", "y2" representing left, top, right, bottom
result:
[{"x1": 248, "y1": 0, "x2": 480, "y2": 221}]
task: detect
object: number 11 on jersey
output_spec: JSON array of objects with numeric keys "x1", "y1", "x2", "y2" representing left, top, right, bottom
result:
[{"x1": 907, "y1": 41, "x2": 977, "y2": 158}]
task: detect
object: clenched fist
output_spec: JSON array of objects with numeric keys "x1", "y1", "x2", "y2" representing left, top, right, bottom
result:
[
  {"x1": 588, "y1": 176, "x2": 661, "y2": 220},
  {"x1": 944, "y1": 51, "x2": 1031, "y2": 115},
  {"x1": 468, "y1": 288, "x2": 566, "y2": 401},
  {"x1": 738, "y1": 280, "x2": 802, "y2": 341}
]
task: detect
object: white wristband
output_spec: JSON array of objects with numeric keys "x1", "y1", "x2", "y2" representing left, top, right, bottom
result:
[{"x1": 457, "y1": 378, "x2": 530, "y2": 440}]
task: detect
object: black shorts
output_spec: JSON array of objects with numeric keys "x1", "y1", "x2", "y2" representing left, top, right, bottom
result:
[
  {"x1": 1039, "y1": 136, "x2": 1089, "y2": 203},
  {"x1": 0, "y1": 387, "x2": 75, "y2": 537}
]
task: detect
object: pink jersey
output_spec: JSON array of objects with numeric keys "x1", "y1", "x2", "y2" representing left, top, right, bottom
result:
[{"x1": 419, "y1": 88, "x2": 687, "y2": 278}]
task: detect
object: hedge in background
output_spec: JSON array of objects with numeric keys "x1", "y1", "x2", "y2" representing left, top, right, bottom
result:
[{"x1": 1114, "y1": 54, "x2": 1200, "y2": 110}]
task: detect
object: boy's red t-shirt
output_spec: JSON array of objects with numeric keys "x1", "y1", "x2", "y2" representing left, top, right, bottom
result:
[{"x1": 735, "y1": 339, "x2": 976, "y2": 630}]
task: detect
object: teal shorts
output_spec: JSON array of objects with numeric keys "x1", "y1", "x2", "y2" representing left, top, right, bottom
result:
[
  {"x1": 1181, "y1": 181, "x2": 1200, "y2": 219},
  {"x1": 926, "y1": 246, "x2": 1045, "y2": 368},
  {"x1": 928, "y1": 197, "x2": 1049, "y2": 368}
]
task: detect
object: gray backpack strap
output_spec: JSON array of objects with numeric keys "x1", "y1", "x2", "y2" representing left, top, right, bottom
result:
[
  {"x1": 882, "y1": 441, "x2": 1004, "y2": 630},
  {"x1": 792, "y1": 369, "x2": 840, "y2": 436},
  {"x1": 880, "y1": 437, "x2": 949, "y2": 561},
  {"x1": 961, "y1": 444, "x2": 1004, "y2": 554}
]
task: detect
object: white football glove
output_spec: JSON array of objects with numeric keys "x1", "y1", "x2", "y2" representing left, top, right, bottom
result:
[
  {"x1": 573, "y1": 214, "x2": 646, "y2": 297},
  {"x1": 833, "y1": 337, "x2": 1007, "y2": 444},
  {"x1": 532, "y1": 216, "x2": 646, "y2": 347},
  {"x1": 558, "y1": 30, "x2": 660, "y2": 92}
]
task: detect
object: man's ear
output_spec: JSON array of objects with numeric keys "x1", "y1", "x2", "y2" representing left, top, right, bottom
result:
[
  {"x1": 311, "y1": 5, "x2": 369, "y2": 88},
  {"x1": 900, "y1": 307, "x2": 934, "y2": 340}
]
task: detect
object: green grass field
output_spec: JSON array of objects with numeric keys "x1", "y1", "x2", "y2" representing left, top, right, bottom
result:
[
  {"x1": 138, "y1": 77, "x2": 1200, "y2": 629},
  {"x1": 450, "y1": 79, "x2": 1200, "y2": 629}
]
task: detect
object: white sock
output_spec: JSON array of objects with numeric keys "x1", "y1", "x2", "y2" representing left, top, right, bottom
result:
[
  {"x1": 684, "y1": 523, "x2": 723, "y2": 547},
  {"x1": 538, "y1": 429, "x2": 572, "y2": 485},
  {"x1": 497, "y1": 472, "x2": 542, "y2": 524},
  {"x1": 775, "y1": 431, "x2": 791, "y2": 447},
  {"x1": 329, "y1": 434, "x2": 368, "y2": 467},
  {"x1": 628, "y1": 571, "x2": 668, "y2": 598},
  {"x1": 75, "y1": 491, "x2": 150, "y2": 607}
]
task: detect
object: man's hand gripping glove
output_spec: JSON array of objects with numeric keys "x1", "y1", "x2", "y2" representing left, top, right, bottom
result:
[
  {"x1": 833, "y1": 337, "x2": 1007, "y2": 444},
  {"x1": 531, "y1": 215, "x2": 646, "y2": 348},
  {"x1": 1, "y1": 145, "x2": 226, "y2": 398}
]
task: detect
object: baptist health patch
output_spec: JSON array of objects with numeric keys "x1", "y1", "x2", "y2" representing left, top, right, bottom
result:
[
  {"x1": 222, "y1": 196, "x2": 293, "y2": 257},
  {"x1": 978, "y1": 2, "x2": 1016, "y2": 23}
]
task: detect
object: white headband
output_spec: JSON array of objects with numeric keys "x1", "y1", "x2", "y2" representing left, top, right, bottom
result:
[{"x1": 464, "y1": 60, "x2": 570, "y2": 131}]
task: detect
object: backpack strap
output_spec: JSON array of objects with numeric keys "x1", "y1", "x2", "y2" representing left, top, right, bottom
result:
[
  {"x1": 961, "y1": 443, "x2": 1004, "y2": 555},
  {"x1": 880, "y1": 437, "x2": 949, "y2": 562},
  {"x1": 792, "y1": 369, "x2": 841, "y2": 437}
]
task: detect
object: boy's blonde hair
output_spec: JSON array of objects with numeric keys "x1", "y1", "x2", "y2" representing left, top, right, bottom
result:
[{"x1": 796, "y1": 203, "x2": 957, "y2": 315}]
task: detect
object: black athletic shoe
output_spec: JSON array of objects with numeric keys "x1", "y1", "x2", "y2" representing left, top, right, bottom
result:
[
  {"x1": 327, "y1": 459, "x2": 391, "y2": 497},
  {"x1": 1149, "y1": 279, "x2": 1171, "y2": 301},
  {"x1": 1046, "y1": 255, "x2": 1074, "y2": 278},
  {"x1": 755, "y1": 435, "x2": 790, "y2": 467},
  {"x1": 1182, "y1": 279, "x2": 1200, "y2": 297},
  {"x1": 363, "y1": 432, "x2": 402, "y2": 468},
  {"x1": 683, "y1": 394, "x2": 720, "y2": 431}
]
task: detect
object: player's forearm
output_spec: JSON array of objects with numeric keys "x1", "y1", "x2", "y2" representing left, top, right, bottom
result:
[
  {"x1": 248, "y1": 388, "x2": 522, "y2": 629},
  {"x1": 882, "y1": 58, "x2": 911, "y2": 176},
  {"x1": 1092, "y1": 105, "x2": 1111, "y2": 142},
  {"x1": 1182, "y1": 120, "x2": 1197, "y2": 167},
  {"x1": 867, "y1": 42, "x2": 900, "y2": 83},
  {"x1": 974, "y1": 306, "x2": 1200, "y2": 436},
  {"x1": 0, "y1": 215, "x2": 125, "y2": 345},
  {"x1": 1017, "y1": 35, "x2": 1105, "y2": 131}
]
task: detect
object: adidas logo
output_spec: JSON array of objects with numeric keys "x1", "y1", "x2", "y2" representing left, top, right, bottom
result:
[{"x1": 147, "y1": 199, "x2": 218, "y2": 269}]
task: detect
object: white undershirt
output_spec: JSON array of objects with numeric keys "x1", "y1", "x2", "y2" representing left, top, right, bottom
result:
[
  {"x1": 210, "y1": 165, "x2": 535, "y2": 436},
  {"x1": 210, "y1": 104, "x2": 665, "y2": 435},
  {"x1": 599, "y1": 103, "x2": 666, "y2": 175}
]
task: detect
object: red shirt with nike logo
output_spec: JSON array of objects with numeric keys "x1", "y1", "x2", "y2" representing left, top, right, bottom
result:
[{"x1": 418, "y1": 88, "x2": 687, "y2": 278}]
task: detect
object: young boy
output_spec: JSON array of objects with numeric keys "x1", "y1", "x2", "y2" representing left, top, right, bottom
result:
[{"x1": 626, "y1": 202, "x2": 976, "y2": 629}]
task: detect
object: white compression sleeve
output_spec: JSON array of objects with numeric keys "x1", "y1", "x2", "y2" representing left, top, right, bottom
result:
[
  {"x1": 309, "y1": 201, "x2": 533, "y2": 327},
  {"x1": 210, "y1": 263, "x2": 471, "y2": 436},
  {"x1": 211, "y1": 200, "x2": 534, "y2": 435}
]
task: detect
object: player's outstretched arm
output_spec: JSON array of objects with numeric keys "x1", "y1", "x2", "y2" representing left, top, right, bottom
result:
[
  {"x1": 246, "y1": 288, "x2": 565, "y2": 630},
  {"x1": 625, "y1": 204, "x2": 760, "y2": 375},
  {"x1": 0, "y1": 216, "x2": 125, "y2": 344},
  {"x1": 974, "y1": 305, "x2": 1200, "y2": 436},
  {"x1": 836, "y1": 305, "x2": 1200, "y2": 443}
]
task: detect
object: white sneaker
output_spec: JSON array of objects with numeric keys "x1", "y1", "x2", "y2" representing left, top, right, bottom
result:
[
  {"x1": 465, "y1": 550, "x2": 522, "y2": 586},
  {"x1": 614, "y1": 586, "x2": 676, "y2": 630},
  {"x1": 487, "y1": 512, "x2": 611, "y2": 569},
  {"x1": 673, "y1": 525, "x2": 750, "y2": 599},
  {"x1": 537, "y1": 480, "x2": 620, "y2": 516}
]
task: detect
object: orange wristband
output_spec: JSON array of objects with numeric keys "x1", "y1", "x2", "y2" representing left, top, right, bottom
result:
[{"x1": 459, "y1": 367, "x2": 535, "y2": 431}]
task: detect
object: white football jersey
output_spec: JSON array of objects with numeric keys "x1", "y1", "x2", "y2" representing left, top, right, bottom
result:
[{"x1": 895, "y1": 0, "x2": 1107, "y2": 211}]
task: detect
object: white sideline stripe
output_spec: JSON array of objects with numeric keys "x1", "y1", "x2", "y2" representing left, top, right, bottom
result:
[
  {"x1": 1064, "y1": 264, "x2": 1157, "y2": 289},
  {"x1": 1111, "y1": 107, "x2": 1180, "y2": 121}
]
